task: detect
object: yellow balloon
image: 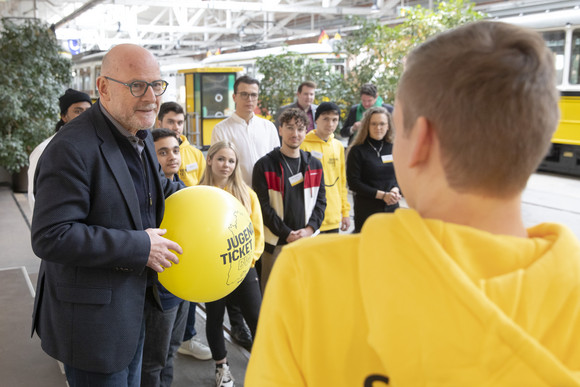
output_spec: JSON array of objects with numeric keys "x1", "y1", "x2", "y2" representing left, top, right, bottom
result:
[{"x1": 158, "y1": 186, "x2": 254, "y2": 302}]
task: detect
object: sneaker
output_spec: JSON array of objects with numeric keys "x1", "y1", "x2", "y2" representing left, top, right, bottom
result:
[
  {"x1": 177, "y1": 338, "x2": 212, "y2": 360},
  {"x1": 215, "y1": 363, "x2": 235, "y2": 387},
  {"x1": 230, "y1": 324, "x2": 252, "y2": 351}
]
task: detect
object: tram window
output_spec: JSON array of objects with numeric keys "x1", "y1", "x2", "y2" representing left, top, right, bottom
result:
[
  {"x1": 569, "y1": 30, "x2": 580, "y2": 85},
  {"x1": 542, "y1": 31, "x2": 565, "y2": 85},
  {"x1": 94, "y1": 65, "x2": 101, "y2": 96},
  {"x1": 200, "y1": 73, "x2": 235, "y2": 118},
  {"x1": 81, "y1": 67, "x2": 91, "y2": 95}
]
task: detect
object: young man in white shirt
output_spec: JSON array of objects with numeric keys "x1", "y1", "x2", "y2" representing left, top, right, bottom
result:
[{"x1": 211, "y1": 75, "x2": 280, "y2": 186}]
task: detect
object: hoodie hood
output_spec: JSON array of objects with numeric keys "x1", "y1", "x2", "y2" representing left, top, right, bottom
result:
[
  {"x1": 358, "y1": 209, "x2": 580, "y2": 385},
  {"x1": 303, "y1": 130, "x2": 334, "y2": 144}
]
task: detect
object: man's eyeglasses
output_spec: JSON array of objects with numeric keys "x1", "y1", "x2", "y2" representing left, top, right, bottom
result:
[
  {"x1": 105, "y1": 76, "x2": 168, "y2": 97},
  {"x1": 237, "y1": 92, "x2": 259, "y2": 100}
]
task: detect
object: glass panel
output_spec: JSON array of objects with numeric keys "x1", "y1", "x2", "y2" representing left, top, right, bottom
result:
[
  {"x1": 542, "y1": 30, "x2": 565, "y2": 85},
  {"x1": 200, "y1": 73, "x2": 235, "y2": 118}
]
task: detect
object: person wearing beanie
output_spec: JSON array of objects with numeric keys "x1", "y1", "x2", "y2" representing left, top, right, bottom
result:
[
  {"x1": 56, "y1": 88, "x2": 93, "y2": 132},
  {"x1": 340, "y1": 83, "x2": 393, "y2": 145},
  {"x1": 28, "y1": 88, "x2": 92, "y2": 211},
  {"x1": 301, "y1": 101, "x2": 351, "y2": 233}
]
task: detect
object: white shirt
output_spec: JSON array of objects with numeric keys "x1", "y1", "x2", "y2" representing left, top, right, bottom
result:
[
  {"x1": 28, "y1": 134, "x2": 55, "y2": 213},
  {"x1": 211, "y1": 112, "x2": 280, "y2": 185}
]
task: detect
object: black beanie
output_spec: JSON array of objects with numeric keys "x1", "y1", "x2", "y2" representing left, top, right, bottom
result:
[
  {"x1": 314, "y1": 102, "x2": 340, "y2": 122},
  {"x1": 59, "y1": 88, "x2": 92, "y2": 115}
]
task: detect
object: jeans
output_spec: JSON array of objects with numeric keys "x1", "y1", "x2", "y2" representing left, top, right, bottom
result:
[
  {"x1": 141, "y1": 297, "x2": 189, "y2": 387},
  {"x1": 182, "y1": 302, "x2": 198, "y2": 342},
  {"x1": 64, "y1": 319, "x2": 145, "y2": 387}
]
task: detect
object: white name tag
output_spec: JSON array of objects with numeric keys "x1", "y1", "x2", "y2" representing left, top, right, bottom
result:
[
  {"x1": 288, "y1": 172, "x2": 304, "y2": 186},
  {"x1": 186, "y1": 162, "x2": 198, "y2": 172},
  {"x1": 382, "y1": 155, "x2": 393, "y2": 164},
  {"x1": 311, "y1": 151, "x2": 323, "y2": 160}
]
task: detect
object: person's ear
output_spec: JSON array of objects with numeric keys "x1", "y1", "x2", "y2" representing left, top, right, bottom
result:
[
  {"x1": 96, "y1": 76, "x2": 110, "y2": 101},
  {"x1": 408, "y1": 116, "x2": 434, "y2": 168}
]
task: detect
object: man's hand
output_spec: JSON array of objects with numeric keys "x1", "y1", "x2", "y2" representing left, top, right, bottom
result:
[
  {"x1": 351, "y1": 121, "x2": 362, "y2": 133},
  {"x1": 145, "y1": 228, "x2": 183, "y2": 273},
  {"x1": 296, "y1": 226, "x2": 314, "y2": 239},
  {"x1": 340, "y1": 217, "x2": 351, "y2": 231},
  {"x1": 286, "y1": 230, "x2": 301, "y2": 243}
]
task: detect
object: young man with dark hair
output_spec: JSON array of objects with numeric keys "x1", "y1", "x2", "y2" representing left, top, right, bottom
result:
[
  {"x1": 211, "y1": 75, "x2": 280, "y2": 186},
  {"x1": 157, "y1": 105, "x2": 212, "y2": 360},
  {"x1": 274, "y1": 81, "x2": 318, "y2": 132},
  {"x1": 247, "y1": 21, "x2": 580, "y2": 385},
  {"x1": 140, "y1": 128, "x2": 189, "y2": 386},
  {"x1": 252, "y1": 108, "x2": 326, "y2": 293},
  {"x1": 300, "y1": 101, "x2": 350, "y2": 233},
  {"x1": 28, "y1": 89, "x2": 92, "y2": 211},
  {"x1": 158, "y1": 101, "x2": 206, "y2": 187},
  {"x1": 340, "y1": 82, "x2": 394, "y2": 145}
]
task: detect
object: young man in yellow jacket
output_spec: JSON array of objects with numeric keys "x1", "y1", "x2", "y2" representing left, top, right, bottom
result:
[
  {"x1": 246, "y1": 21, "x2": 580, "y2": 386},
  {"x1": 300, "y1": 102, "x2": 351, "y2": 233},
  {"x1": 158, "y1": 102, "x2": 206, "y2": 186}
]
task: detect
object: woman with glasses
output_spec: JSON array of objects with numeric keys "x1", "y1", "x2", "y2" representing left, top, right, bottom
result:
[{"x1": 346, "y1": 106, "x2": 401, "y2": 233}]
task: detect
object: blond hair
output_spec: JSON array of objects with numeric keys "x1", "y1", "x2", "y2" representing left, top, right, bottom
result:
[
  {"x1": 397, "y1": 21, "x2": 559, "y2": 197},
  {"x1": 347, "y1": 106, "x2": 394, "y2": 159},
  {"x1": 200, "y1": 141, "x2": 252, "y2": 213}
]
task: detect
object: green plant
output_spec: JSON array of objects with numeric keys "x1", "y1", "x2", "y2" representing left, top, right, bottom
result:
[
  {"x1": 0, "y1": 18, "x2": 71, "y2": 173},
  {"x1": 256, "y1": 50, "x2": 348, "y2": 120},
  {"x1": 336, "y1": 0, "x2": 485, "y2": 107}
]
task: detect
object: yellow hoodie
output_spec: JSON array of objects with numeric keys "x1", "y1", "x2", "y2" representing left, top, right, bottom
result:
[
  {"x1": 246, "y1": 209, "x2": 580, "y2": 386},
  {"x1": 178, "y1": 135, "x2": 206, "y2": 187},
  {"x1": 301, "y1": 130, "x2": 350, "y2": 231}
]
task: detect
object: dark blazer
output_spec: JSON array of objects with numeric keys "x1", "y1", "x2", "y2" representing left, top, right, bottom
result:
[
  {"x1": 340, "y1": 103, "x2": 394, "y2": 145},
  {"x1": 274, "y1": 102, "x2": 318, "y2": 129},
  {"x1": 30, "y1": 101, "x2": 180, "y2": 373}
]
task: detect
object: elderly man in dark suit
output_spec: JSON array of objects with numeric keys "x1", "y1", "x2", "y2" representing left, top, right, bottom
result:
[
  {"x1": 274, "y1": 81, "x2": 318, "y2": 132},
  {"x1": 31, "y1": 44, "x2": 182, "y2": 386}
]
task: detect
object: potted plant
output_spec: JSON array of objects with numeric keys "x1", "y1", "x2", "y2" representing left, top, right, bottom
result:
[{"x1": 0, "y1": 17, "x2": 71, "y2": 192}]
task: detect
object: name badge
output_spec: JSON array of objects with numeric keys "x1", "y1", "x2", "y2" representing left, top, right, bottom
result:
[
  {"x1": 288, "y1": 172, "x2": 304, "y2": 186},
  {"x1": 382, "y1": 155, "x2": 393, "y2": 164},
  {"x1": 311, "y1": 151, "x2": 323, "y2": 160},
  {"x1": 186, "y1": 162, "x2": 198, "y2": 172}
]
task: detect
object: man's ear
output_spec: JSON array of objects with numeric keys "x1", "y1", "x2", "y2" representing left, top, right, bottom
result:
[
  {"x1": 408, "y1": 116, "x2": 435, "y2": 168},
  {"x1": 96, "y1": 77, "x2": 109, "y2": 101}
]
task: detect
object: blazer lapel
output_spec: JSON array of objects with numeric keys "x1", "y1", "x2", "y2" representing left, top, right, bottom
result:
[{"x1": 92, "y1": 104, "x2": 143, "y2": 229}]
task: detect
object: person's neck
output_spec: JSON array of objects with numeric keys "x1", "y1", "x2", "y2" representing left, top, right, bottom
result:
[
  {"x1": 296, "y1": 102, "x2": 308, "y2": 111},
  {"x1": 280, "y1": 145, "x2": 300, "y2": 158},
  {"x1": 214, "y1": 175, "x2": 228, "y2": 189},
  {"x1": 316, "y1": 131, "x2": 330, "y2": 142},
  {"x1": 165, "y1": 173, "x2": 174, "y2": 181},
  {"x1": 236, "y1": 110, "x2": 253, "y2": 124},
  {"x1": 414, "y1": 188, "x2": 527, "y2": 238}
]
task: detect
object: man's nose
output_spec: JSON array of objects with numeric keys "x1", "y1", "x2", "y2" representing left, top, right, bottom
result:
[{"x1": 141, "y1": 84, "x2": 157, "y2": 101}]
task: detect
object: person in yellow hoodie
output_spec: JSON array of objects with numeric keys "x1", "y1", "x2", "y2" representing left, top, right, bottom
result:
[
  {"x1": 158, "y1": 101, "x2": 206, "y2": 186},
  {"x1": 246, "y1": 21, "x2": 580, "y2": 386},
  {"x1": 301, "y1": 102, "x2": 351, "y2": 233}
]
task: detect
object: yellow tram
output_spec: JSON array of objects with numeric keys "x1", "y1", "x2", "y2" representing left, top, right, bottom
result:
[{"x1": 503, "y1": 9, "x2": 580, "y2": 176}]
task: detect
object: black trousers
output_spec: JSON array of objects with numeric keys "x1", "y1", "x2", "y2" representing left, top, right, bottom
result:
[{"x1": 205, "y1": 268, "x2": 261, "y2": 360}]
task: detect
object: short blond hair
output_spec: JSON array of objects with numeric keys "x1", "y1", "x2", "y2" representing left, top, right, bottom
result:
[{"x1": 397, "y1": 21, "x2": 559, "y2": 197}]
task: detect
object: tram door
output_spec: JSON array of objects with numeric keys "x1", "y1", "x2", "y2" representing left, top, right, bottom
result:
[{"x1": 180, "y1": 67, "x2": 242, "y2": 148}]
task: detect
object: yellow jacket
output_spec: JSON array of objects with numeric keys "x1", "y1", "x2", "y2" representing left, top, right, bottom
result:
[
  {"x1": 247, "y1": 209, "x2": 580, "y2": 386},
  {"x1": 300, "y1": 131, "x2": 350, "y2": 231},
  {"x1": 178, "y1": 135, "x2": 206, "y2": 187}
]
